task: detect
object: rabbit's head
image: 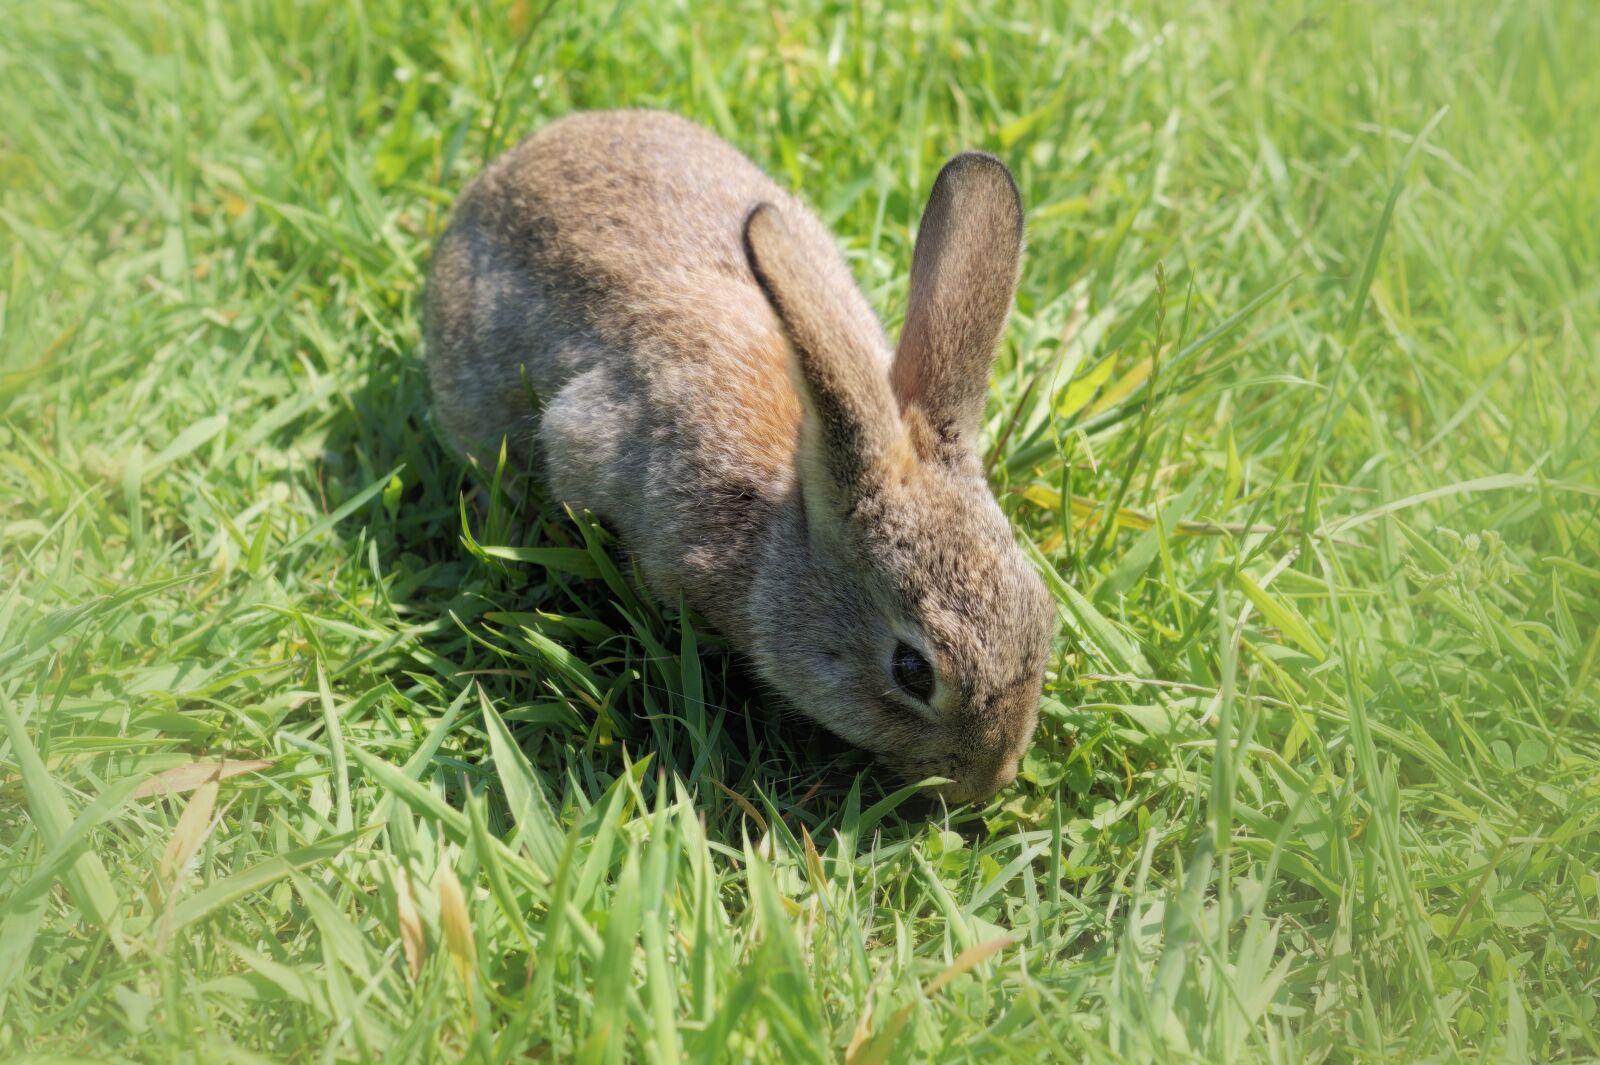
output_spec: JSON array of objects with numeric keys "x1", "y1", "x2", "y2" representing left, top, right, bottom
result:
[{"x1": 743, "y1": 152, "x2": 1055, "y2": 803}]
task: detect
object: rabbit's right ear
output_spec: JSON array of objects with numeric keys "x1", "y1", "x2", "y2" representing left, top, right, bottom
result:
[
  {"x1": 892, "y1": 152, "x2": 1024, "y2": 464},
  {"x1": 744, "y1": 203, "x2": 907, "y2": 517}
]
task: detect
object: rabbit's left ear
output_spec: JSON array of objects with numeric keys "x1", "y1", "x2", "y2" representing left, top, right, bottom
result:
[
  {"x1": 744, "y1": 202, "x2": 907, "y2": 519},
  {"x1": 892, "y1": 152, "x2": 1024, "y2": 463}
]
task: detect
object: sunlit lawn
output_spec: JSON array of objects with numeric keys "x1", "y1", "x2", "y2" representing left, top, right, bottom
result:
[{"x1": 2, "y1": 0, "x2": 1598, "y2": 1060}]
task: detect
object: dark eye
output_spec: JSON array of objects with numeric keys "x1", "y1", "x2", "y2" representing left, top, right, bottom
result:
[{"x1": 891, "y1": 642, "x2": 936, "y2": 702}]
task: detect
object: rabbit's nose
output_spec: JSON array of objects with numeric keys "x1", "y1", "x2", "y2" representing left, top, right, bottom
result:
[{"x1": 951, "y1": 756, "x2": 1019, "y2": 802}]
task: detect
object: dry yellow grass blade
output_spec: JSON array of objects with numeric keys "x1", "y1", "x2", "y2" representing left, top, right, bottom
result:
[
  {"x1": 1052, "y1": 355, "x2": 1115, "y2": 419},
  {"x1": 133, "y1": 758, "x2": 271, "y2": 799},
  {"x1": 1087, "y1": 350, "x2": 1159, "y2": 417},
  {"x1": 842, "y1": 966, "x2": 892, "y2": 1063},
  {"x1": 920, "y1": 936, "x2": 1014, "y2": 997},
  {"x1": 158, "y1": 762, "x2": 222, "y2": 884},
  {"x1": 437, "y1": 849, "x2": 477, "y2": 984},
  {"x1": 1017, "y1": 485, "x2": 1309, "y2": 541},
  {"x1": 394, "y1": 863, "x2": 426, "y2": 981},
  {"x1": 800, "y1": 824, "x2": 829, "y2": 908},
  {"x1": 1017, "y1": 484, "x2": 1155, "y2": 532},
  {"x1": 844, "y1": 937, "x2": 1014, "y2": 1065},
  {"x1": 710, "y1": 778, "x2": 770, "y2": 837}
]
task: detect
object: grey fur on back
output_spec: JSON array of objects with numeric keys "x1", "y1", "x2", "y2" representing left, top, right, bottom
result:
[{"x1": 427, "y1": 111, "x2": 839, "y2": 635}]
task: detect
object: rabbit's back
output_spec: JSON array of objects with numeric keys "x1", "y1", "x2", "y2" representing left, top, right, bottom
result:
[
  {"x1": 426, "y1": 111, "x2": 864, "y2": 476},
  {"x1": 482, "y1": 110, "x2": 779, "y2": 313},
  {"x1": 426, "y1": 111, "x2": 885, "y2": 632}
]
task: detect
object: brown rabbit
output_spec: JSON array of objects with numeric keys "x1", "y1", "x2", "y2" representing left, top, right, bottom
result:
[{"x1": 426, "y1": 110, "x2": 1054, "y2": 801}]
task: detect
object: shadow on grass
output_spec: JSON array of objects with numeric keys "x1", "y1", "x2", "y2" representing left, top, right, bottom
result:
[{"x1": 311, "y1": 341, "x2": 895, "y2": 842}]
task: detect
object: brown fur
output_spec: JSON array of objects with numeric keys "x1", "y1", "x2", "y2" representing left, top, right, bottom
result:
[{"x1": 426, "y1": 111, "x2": 1055, "y2": 801}]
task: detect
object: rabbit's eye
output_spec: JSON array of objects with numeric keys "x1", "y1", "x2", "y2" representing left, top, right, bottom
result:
[{"x1": 891, "y1": 643, "x2": 935, "y2": 703}]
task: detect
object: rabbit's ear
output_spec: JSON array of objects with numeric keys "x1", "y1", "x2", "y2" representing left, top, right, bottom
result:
[
  {"x1": 744, "y1": 203, "x2": 907, "y2": 513},
  {"x1": 892, "y1": 152, "x2": 1023, "y2": 462}
]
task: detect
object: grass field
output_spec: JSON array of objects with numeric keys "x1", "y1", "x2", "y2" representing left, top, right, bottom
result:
[{"x1": 3, "y1": 0, "x2": 1599, "y2": 1060}]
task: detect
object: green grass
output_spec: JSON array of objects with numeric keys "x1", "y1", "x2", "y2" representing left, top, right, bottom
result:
[{"x1": 3, "y1": 0, "x2": 1598, "y2": 1060}]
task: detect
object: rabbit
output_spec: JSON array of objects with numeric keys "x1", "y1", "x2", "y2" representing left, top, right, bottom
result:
[{"x1": 425, "y1": 110, "x2": 1055, "y2": 802}]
